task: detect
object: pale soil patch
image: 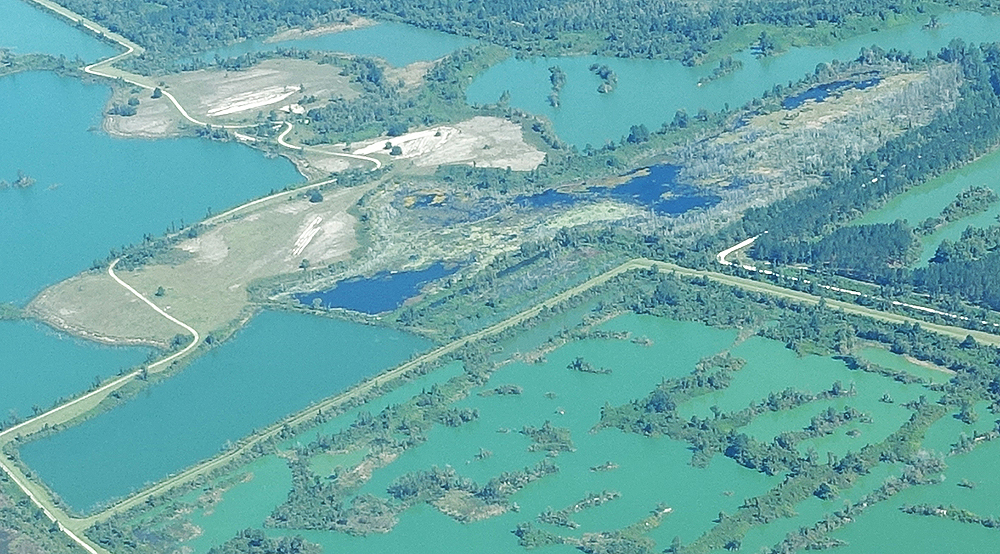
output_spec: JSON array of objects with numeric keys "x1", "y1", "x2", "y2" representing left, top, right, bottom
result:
[
  {"x1": 104, "y1": 95, "x2": 180, "y2": 138},
  {"x1": 108, "y1": 59, "x2": 360, "y2": 137},
  {"x1": 544, "y1": 202, "x2": 644, "y2": 229},
  {"x1": 352, "y1": 116, "x2": 545, "y2": 171},
  {"x1": 385, "y1": 61, "x2": 432, "y2": 91},
  {"x1": 29, "y1": 186, "x2": 367, "y2": 344},
  {"x1": 307, "y1": 155, "x2": 352, "y2": 174},
  {"x1": 432, "y1": 490, "x2": 507, "y2": 522},
  {"x1": 28, "y1": 273, "x2": 180, "y2": 347},
  {"x1": 266, "y1": 16, "x2": 376, "y2": 43},
  {"x1": 167, "y1": 59, "x2": 358, "y2": 123},
  {"x1": 204, "y1": 85, "x2": 300, "y2": 117},
  {"x1": 902, "y1": 354, "x2": 957, "y2": 376}
]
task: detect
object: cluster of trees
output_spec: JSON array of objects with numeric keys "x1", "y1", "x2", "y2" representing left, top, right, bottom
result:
[
  {"x1": 697, "y1": 55, "x2": 743, "y2": 86},
  {"x1": 0, "y1": 170, "x2": 36, "y2": 190},
  {"x1": 302, "y1": 45, "x2": 499, "y2": 144},
  {"x1": 900, "y1": 503, "x2": 1000, "y2": 530},
  {"x1": 547, "y1": 65, "x2": 566, "y2": 107},
  {"x1": 914, "y1": 186, "x2": 998, "y2": 235},
  {"x1": 520, "y1": 421, "x2": 575, "y2": 452},
  {"x1": 751, "y1": 221, "x2": 917, "y2": 281},
  {"x1": 537, "y1": 491, "x2": 620, "y2": 529},
  {"x1": 206, "y1": 530, "x2": 319, "y2": 554},
  {"x1": 589, "y1": 63, "x2": 617, "y2": 94},
  {"x1": 59, "y1": 0, "x2": 975, "y2": 64}
]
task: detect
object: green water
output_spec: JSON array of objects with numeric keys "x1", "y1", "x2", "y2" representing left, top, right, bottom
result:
[
  {"x1": 18, "y1": 311, "x2": 430, "y2": 514},
  {"x1": 467, "y1": 11, "x2": 1000, "y2": 148},
  {"x1": 739, "y1": 462, "x2": 900, "y2": 553},
  {"x1": 183, "y1": 456, "x2": 294, "y2": 554},
  {"x1": 0, "y1": 0, "x2": 117, "y2": 61},
  {"x1": 857, "y1": 147, "x2": 1000, "y2": 264},
  {"x1": 152, "y1": 312, "x2": 1000, "y2": 553},
  {"x1": 679, "y1": 337, "x2": 936, "y2": 461},
  {"x1": 195, "y1": 22, "x2": 476, "y2": 67},
  {"x1": 830, "y1": 438, "x2": 1000, "y2": 554},
  {"x1": 856, "y1": 346, "x2": 955, "y2": 385}
]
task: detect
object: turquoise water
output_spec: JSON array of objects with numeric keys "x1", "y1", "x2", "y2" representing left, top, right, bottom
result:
[
  {"x1": 467, "y1": 11, "x2": 1000, "y2": 147},
  {"x1": 0, "y1": 0, "x2": 117, "y2": 62},
  {"x1": 0, "y1": 320, "x2": 148, "y2": 426},
  {"x1": 19, "y1": 311, "x2": 430, "y2": 514},
  {"x1": 856, "y1": 346, "x2": 955, "y2": 384},
  {"x1": 831, "y1": 438, "x2": 1000, "y2": 554},
  {"x1": 195, "y1": 22, "x2": 476, "y2": 67},
  {"x1": 135, "y1": 311, "x2": 992, "y2": 553},
  {"x1": 0, "y1": 72, "x2": 301, "y2": 304},
  {"x1": 857, "y1": 147, "x2": 1000, "y2": 265},
  {"x1": 282, "y1": 315, "x2": 759, "y2": 553}
]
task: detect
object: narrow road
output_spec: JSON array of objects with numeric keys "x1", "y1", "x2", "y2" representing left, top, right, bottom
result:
[
  {"x1": 7, "y1": 249, "x2": 997, "y2": 545},
  {"x1": 81, "y1": 254, "x2": 1000, "y2": 525},
  {"x1": 277, "y1": 122, "x2": 383, "y2": 169},
  {"x1": 30, "y1": 0, "x2": 382, "y2": 169},
  {"x1": 0, "y1": 261, "x2": 201, "y2": 554},
  {"x1": 715, "y1": 236, "x2": 1000, "y2": 334}
]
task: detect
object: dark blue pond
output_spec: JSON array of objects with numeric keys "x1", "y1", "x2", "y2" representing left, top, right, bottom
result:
[
  {"x1": 296, "y1": 263, "x2": 456, "y2": 314},
  {"x1": 783, "y1": 77, "x2": 881, "y2": 110},
  {"x1": 518, "y1": 164, "x2": 719, "y2": 215}
]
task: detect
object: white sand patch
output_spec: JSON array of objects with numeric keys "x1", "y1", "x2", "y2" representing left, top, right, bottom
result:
[
  {"x1": 206, "y1": 86, "x2": 299, "y2": 117},
  {"x1": 300, "y1": 217, "x2": 348, "y2": 260},
  {"x1": 354, "y1": 127, "x2": 457, "y2": 157},
  {"x1": 352, "y1": 116, "x2": 545, "y2": 171},
  {"x1": 291, "y1": 216, "x2": 324, "y2": 257},
  {"x1": 267, "y1": 18, "x2": 376, "y2": 43}
]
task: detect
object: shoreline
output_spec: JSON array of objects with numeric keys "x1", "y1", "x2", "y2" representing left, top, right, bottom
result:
[
  {"x1": 903, "y1": 353, "x2": 957, "y2": 376},
  {"x1": 265, "y1": 18, "x2": 376, "y2": 44},
  {"x1": 23, "y1": 307, "x2": 170, "y2": 350}
]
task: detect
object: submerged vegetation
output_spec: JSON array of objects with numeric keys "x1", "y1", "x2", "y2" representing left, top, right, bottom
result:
[{"x1": 12, "y1": 0, "x2": 1000, "y2": 553}]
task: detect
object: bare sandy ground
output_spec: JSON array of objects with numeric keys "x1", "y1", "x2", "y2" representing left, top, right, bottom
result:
[
  {"x1": 353, "y1": 116, "x2": 546, "y2": 171},
  {"x1": 104, "y1": 59, "x2": 359, "y2": 138},
  {"x1": 266, "y1": 17, "x2": 376, "y2": 43},
  {"x1": 104, "y1": 96, "x2": 181, "y2": 138},
  {"x1": 30, "y1": 186, "x2": 367, "y2": 344}
]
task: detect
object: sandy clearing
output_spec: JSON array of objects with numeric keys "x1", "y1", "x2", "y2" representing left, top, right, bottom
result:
[
  {"x1": 352, "y1": 116, "x2": 545, "y2": 171},
  {"x1": 205, "y1": 86, "x2": 299, "y2": 117},
  {"x1": 31, "y1": 185, "x2": 367, "y2": 344},
  {"x1": 266, "y1": 17, "x2": 376, "y2": 43},
  {"x1": 354, "y1": 127, "x2": 456, "y2": 157},
  {"x1": 104, "y1": 96, "x2": 180, "y2": 138},
  {"x1": 291, "y1": 216, "x2": 324, "y2": 257}
]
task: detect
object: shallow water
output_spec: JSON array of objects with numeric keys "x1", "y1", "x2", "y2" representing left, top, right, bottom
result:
[{"x1": 142, "y1": 312, "x2": 999, "y2": 553}]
